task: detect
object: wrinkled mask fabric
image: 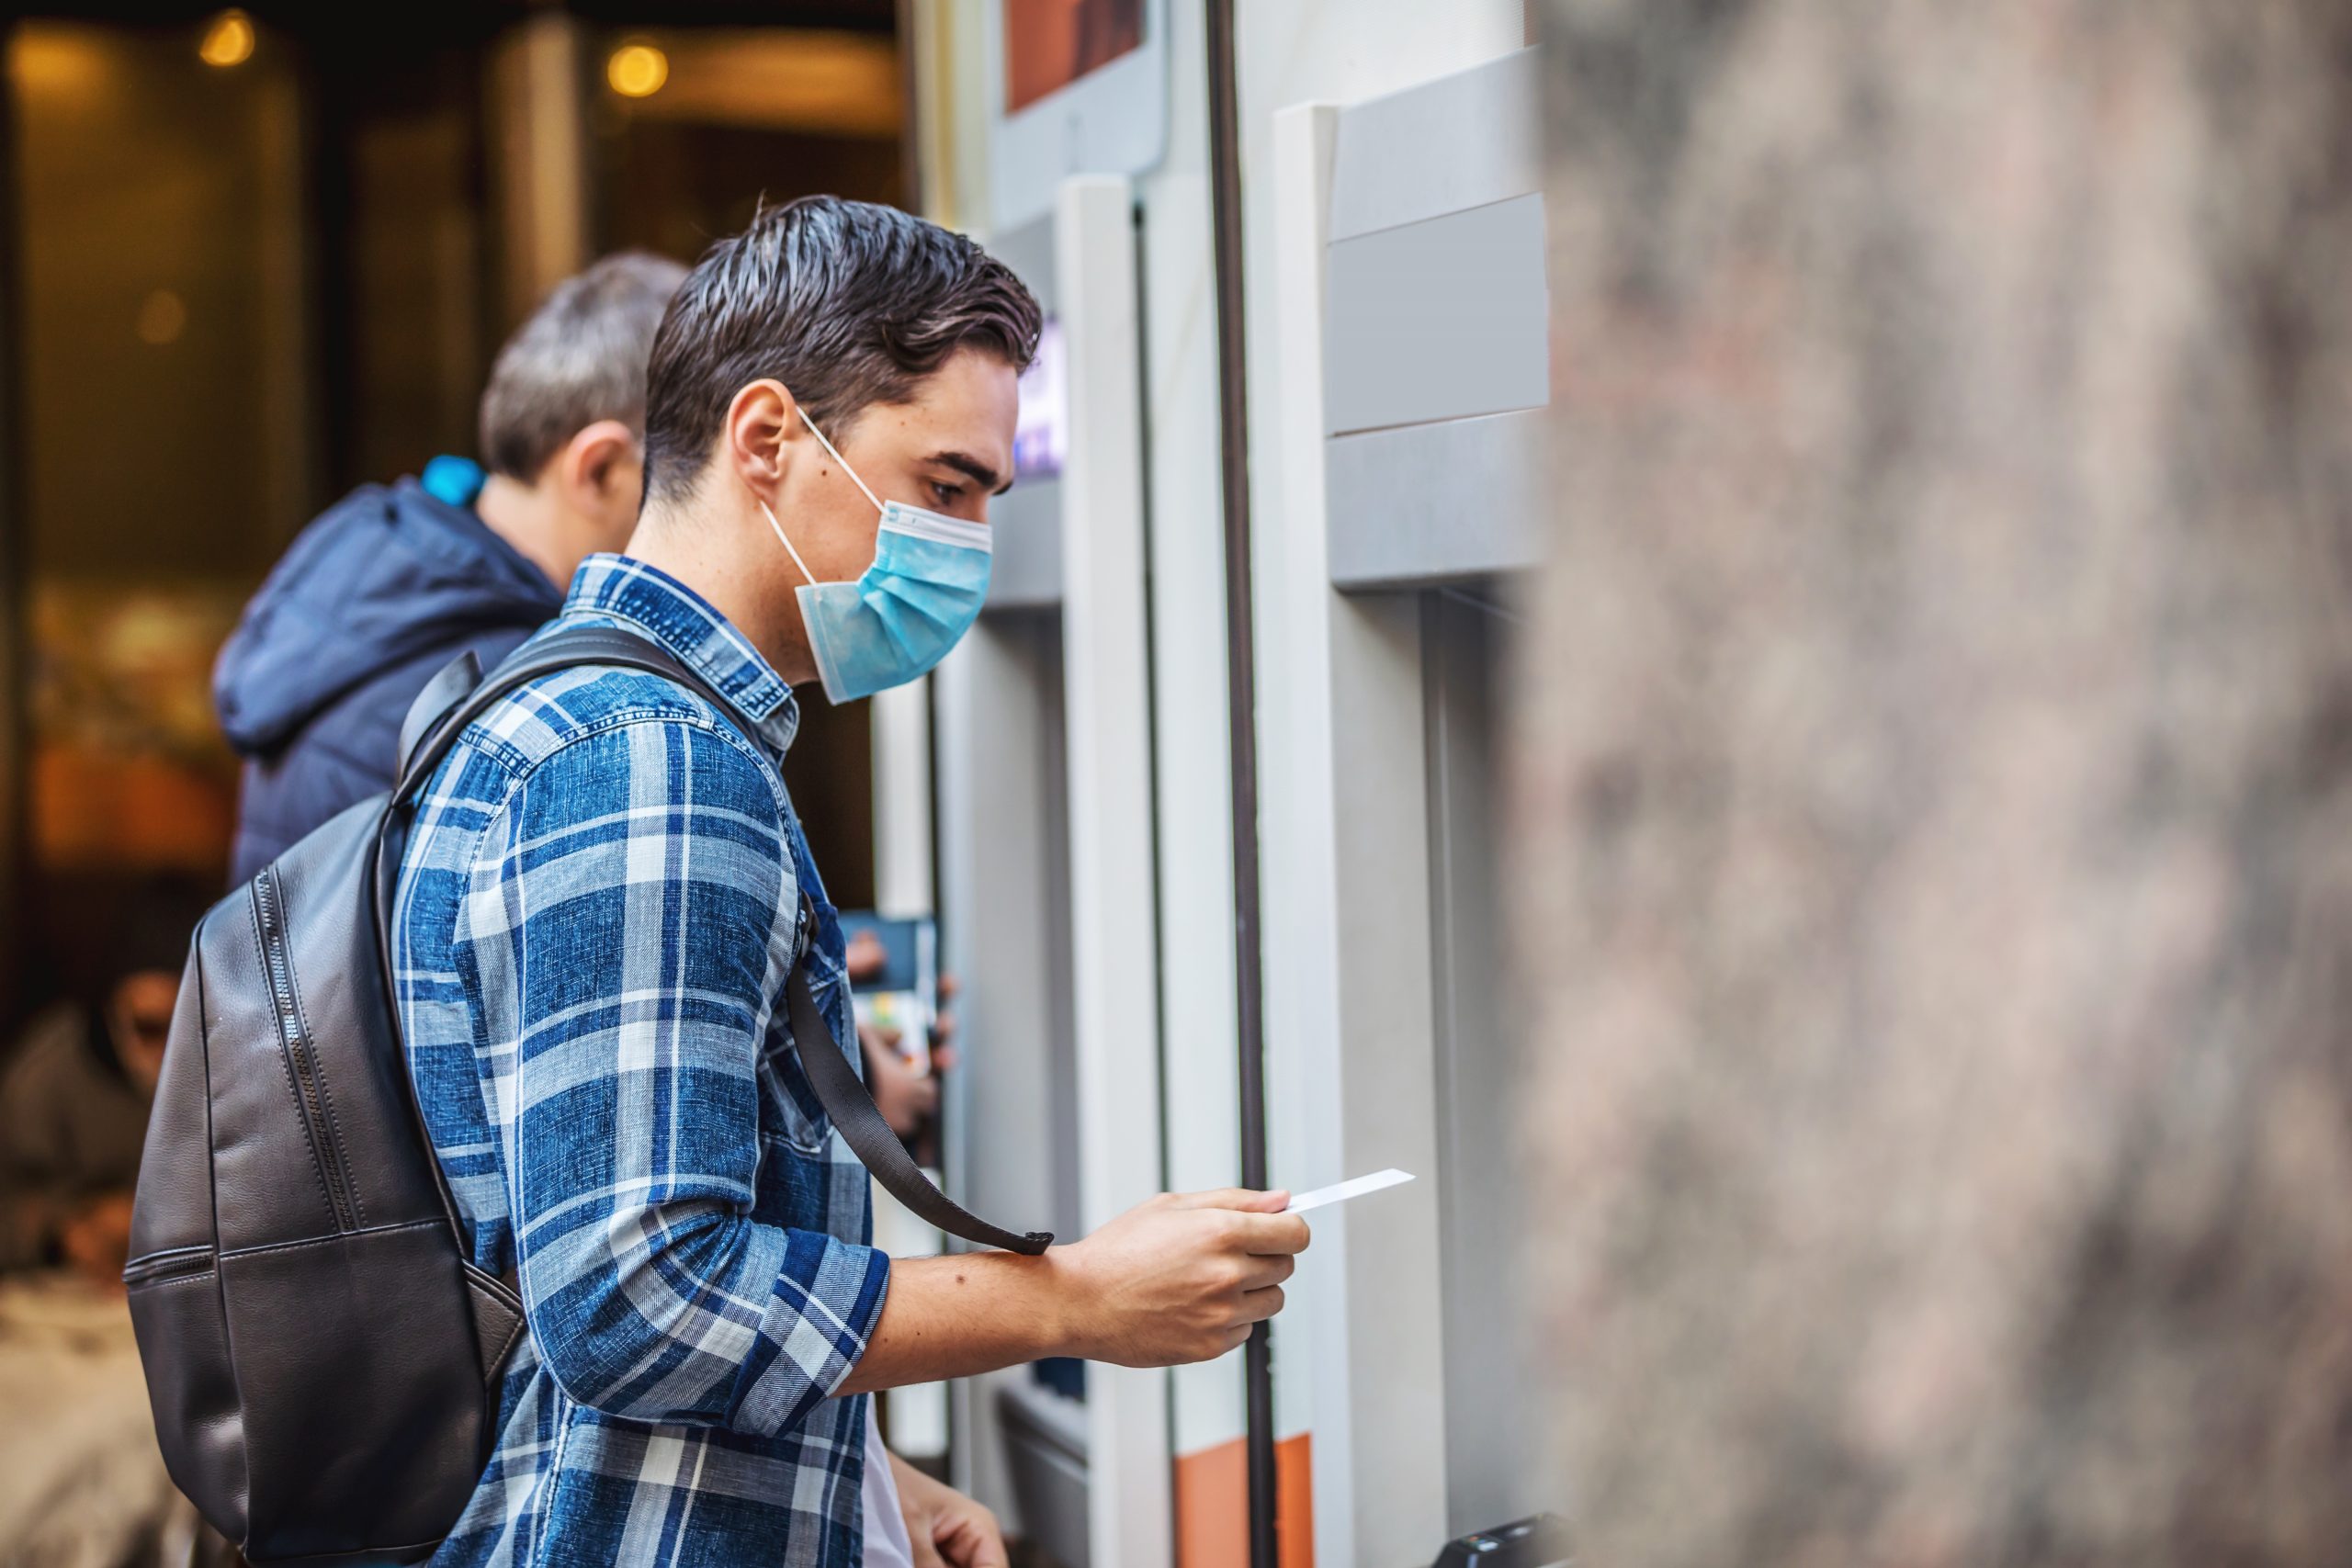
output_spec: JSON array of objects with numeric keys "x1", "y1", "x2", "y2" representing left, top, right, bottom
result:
[{"x1": 759, "y1": 410, "x2": 993, "y2": 704}]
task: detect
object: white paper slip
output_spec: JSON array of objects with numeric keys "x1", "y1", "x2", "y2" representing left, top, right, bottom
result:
[{"x1": 1283, "y1": 1168, "x2": 1415, "y2": 1214}]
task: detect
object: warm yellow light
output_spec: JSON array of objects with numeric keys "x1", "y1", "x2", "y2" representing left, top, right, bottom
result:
[
  {"x1": 607, "y1": 42, "x2": 668, "y2": 98},
  {"x1": 198, "y1": 10, "x2": 254, "y2": 68},
  {"x1": 136, "y1": 288, "x2": 187, "y2": 346}
]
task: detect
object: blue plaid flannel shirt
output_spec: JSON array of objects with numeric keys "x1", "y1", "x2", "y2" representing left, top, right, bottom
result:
[{"x1": 392, "y1": 556, "x2": 890, "y2": 1566}]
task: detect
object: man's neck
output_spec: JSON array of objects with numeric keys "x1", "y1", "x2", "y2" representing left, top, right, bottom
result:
[
  {"x1": 475, "y1": 473, "x2": 571, "y2": 592},
  {"x1": 626, "y1": 507, "x2": 819, "y2": 688}
]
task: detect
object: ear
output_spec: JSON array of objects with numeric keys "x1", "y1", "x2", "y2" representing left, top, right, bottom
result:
[
  {"x1": 723, "y1": 378, "x2": 803, "y2": 499},
  {"x1": 559, "y1": 419, "x2": 640, "y2": 502}
]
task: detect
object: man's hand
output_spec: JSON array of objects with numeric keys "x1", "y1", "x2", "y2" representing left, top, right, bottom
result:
[
  {"x1": 856, "y1": 973, "x2": 960, "y2": 1137},
  {"x1": 860, "y1": 1022, "x2": 944, "y2": 1136},
  {"x1": 1057, "y1": 1190, "x2": 1309, "y2": 1366},
  {"x1": 888, "y1": 1451, "x2": 1008, "y2": 1568},
  {"x1": 840, "y1": 1188, "x2": 1309, "y2": 1394}
]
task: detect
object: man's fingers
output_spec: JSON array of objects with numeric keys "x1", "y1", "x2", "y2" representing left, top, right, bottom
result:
[
  {"x1": 1238, "y1": 1251, "x2": 1296, "y2": 1292},
  {"x1": 1166, "y1": 1187, "x2": 1254, "y2": 1210},
  {"x1": 1229, "y1": 1211, "x2": 1312, "y2": 1255},
  {"x1": 1168, "y1": 1187, "x2": 1290, "y2": 1213},
  {"x1": 938, "y1": 1515, "x2": 1010, "y2": 1568},
  {"x1": 859, "y1": 1021, "x2": 910, "y2": 1070},
  {"x1": 1238, "y1": 1283, "x2": 1286, "y2": 1324},
  {"x1": 909, "y1": 1531, "x2": 948, "y2": 1568}
]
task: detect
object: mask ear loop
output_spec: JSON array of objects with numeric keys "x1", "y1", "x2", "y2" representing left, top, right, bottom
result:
[
  {"x1": 756, "y1": 404, "x2": 879, "y2": 588},
  {"x1": 797, "y1": 406, "x2": 885, "y2": 514},
  {"x1": 757, "y1": 496, "x2": 820, "y2": 588}
]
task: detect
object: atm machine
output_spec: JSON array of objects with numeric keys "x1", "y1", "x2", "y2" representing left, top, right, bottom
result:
[
  {"x1": 930, "y1": 208, "x2": 1087, "y2": 1565},
  {"x1": 1256, "y1": 43, "x2": 1556, "y2": 1561},
  {"x1": 919, "y1": 5, "x2": 1545, "y2": 1560},
  {"x1": 932, "y1": 175, "x2": 1168, "y2": 1568}
]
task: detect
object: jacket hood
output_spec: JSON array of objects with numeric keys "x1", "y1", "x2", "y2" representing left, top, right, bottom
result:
[{"x1": 214, "y1": 479, "x2": 562, "y2": 756}]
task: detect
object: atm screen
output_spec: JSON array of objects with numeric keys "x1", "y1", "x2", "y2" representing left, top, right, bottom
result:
[
  {"x1": 1013, "y1": 317, "x2": 1067, "y2": 481},
  {"x1": 1004, "y1": 0, "x2": 1144, "y2": 113}
]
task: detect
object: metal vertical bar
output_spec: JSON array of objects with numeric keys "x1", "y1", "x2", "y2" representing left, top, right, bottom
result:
[
  {"x1": 0, "y1": 49, "x2": 26, "y2": 1025},
  {"x1": 891, "y1": 0, "x2": 924, "y2": 214},
  {"x1": 1203, "y1": 3, "x2": 1280, "y2": 1565}
]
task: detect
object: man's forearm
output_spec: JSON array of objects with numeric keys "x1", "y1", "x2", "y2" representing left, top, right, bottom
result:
[
  {"x1": 838, "y1": 1250, "x2": 1080, "y2": 1394},
  {"x1": 838, "y1": 1189, "x2": 1311, "y2": 1393}
]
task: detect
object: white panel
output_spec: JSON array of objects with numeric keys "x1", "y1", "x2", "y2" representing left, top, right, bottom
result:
[
  {"x1": 1323, "y1": 194, "x2": 1550, "y2": 436},
  {"x1": 989, "y1": 213, "x2": 1059, "y2": 306},
  {"x1": 1425, "y1": 593, "x2": 1543, "y2": 1533},
  {"x1": 869, "y1": 677, "x2": 934, "y2": 919},
  {"x1": 1325, "y1": 591, "x2": 1451, "y2": 1544},
  {"x1": 870, "y1": 656, "x2": 944, "y2": 1463},
  {"x1": 1265, "y1": 100, "x2": 1454, "y2": 1565},
  {"x1": 1326, "y1": 409, "x2": 1544, "y2": 589},
  {"x1": 1243, "y1": 16, "x2": 1542, "y2": 1554},
  {"x1": 933, "y1": 622, "x2": 1069, "y2": 1530},
  {"x1": 1329, "y1": 47, "x2": 1541, "y2": 242},
  {"x1": 1263, "y1": 105, "x2": 1351, "y2": 1515},
  {"x1": 1055, "y1": 174, "x2": 1173, "y2": 1568}
]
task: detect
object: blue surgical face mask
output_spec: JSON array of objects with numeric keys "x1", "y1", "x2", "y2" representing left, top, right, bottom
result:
[{"x1": 758, "y1": 410, "x2": 993, "y2": 704}]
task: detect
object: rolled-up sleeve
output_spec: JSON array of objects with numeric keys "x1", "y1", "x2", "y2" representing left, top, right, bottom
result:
[{"x1": 453, "y1": 715, "x2": 889, "y2": 1435}]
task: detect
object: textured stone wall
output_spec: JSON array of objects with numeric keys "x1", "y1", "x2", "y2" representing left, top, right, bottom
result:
[{"x1": 1515, "y1": 2, "x2": 2352, "y2": 1562}]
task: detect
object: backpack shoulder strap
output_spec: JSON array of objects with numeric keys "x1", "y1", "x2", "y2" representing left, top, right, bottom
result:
[
  {"x1": 786, "y1": 899, "x2": 1053, "y2": 1256},
  {"x1": 396, "y1": 649, "x2": 483, "y2": 783},
  {"x1": 387, "y1": 622, "x2": 1053, "y2": 1257},
  {"x1": 392, "y1": 626, "x2": 691, "y2": 803}
]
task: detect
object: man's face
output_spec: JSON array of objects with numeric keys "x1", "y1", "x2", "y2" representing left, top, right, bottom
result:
[
  {"x1": 107, "y1": 969, "x2": 178, "y2": 1096},
  {"x1": 778, "y1": 346, "x2": 1021, "y2": 587}
]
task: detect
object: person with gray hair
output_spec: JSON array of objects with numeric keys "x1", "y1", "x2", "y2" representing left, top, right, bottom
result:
[{"x1": 212, "y1": 252, "x2": 686, "y2": 882}]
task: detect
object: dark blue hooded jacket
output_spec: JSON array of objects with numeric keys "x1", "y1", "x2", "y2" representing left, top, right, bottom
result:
[{"x1": 213, "y1": 470, "x2": 562, "y2": 885}]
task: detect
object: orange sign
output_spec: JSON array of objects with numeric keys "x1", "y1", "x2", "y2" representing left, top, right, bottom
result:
[{"x1": 1004, "y1": 0, "x2": 1143, "y2": 113}]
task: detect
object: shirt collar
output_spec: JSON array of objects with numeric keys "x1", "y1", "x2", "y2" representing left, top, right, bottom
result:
[{"x1": 560, "y1": 553, "x2": 800, "y2": 753}]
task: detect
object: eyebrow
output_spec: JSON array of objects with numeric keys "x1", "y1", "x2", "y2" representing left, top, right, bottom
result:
[{"x1": 931, "y1": 450, "x2": 1012, "y2": 496}]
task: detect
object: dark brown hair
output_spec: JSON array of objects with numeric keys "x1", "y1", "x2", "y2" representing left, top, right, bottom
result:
[{"x1": 640, "y1": 196, "x2": 1042, "y2": 506}]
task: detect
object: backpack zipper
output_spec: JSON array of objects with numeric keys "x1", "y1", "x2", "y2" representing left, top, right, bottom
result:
[
  {"x1": 254, "y1": 867, "x2": 357, "y2": 1233},
  {"x1": 121, "y1": 1247, "x2": 213, "y2": 1288}
]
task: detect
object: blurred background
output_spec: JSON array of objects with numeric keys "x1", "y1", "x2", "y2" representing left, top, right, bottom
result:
[
  {"x1": 0, "y1": 7, "x2": 927, "y2": 1562},
  {"x1": 0, "y1": 1, "x2": 906, "y2": 1030}
]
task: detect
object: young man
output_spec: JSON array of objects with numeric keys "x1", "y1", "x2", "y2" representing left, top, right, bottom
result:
[
  {"x1": 214, "y1": 252, "x2": 686, "y2": 882},
  {"x1": 391, "y1": 197, "x2": 1307, "y2": 1567}
]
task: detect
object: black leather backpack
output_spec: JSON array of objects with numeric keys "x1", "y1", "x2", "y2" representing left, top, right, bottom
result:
[{"x1": 126, "y1": 625, "x2": 1049, "y2": 1565}]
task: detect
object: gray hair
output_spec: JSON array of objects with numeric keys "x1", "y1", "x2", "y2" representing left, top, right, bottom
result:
[{"x1": 478, "y1": 252, "x2": 688, "y2": 481}]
